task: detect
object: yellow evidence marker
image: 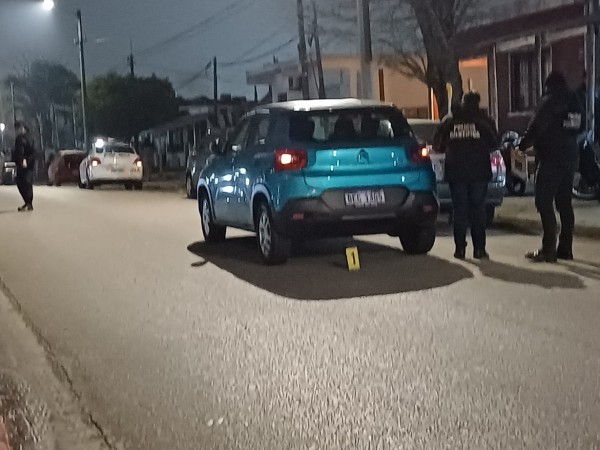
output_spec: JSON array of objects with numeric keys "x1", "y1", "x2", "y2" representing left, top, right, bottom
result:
[{"x1": 346, "y1": 247, "x2": 361, "y2": 271}]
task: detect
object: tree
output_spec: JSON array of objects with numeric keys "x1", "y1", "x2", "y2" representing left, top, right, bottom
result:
[
  {"x1": 87, "y1": 74, "x2": 180, "y2": 140},
  {"x1": 324, "y1": 0, "x2": 481, "y2": 115},
  {"x1": 4, "y1": 60, "x2": 80, "y2": 149}
]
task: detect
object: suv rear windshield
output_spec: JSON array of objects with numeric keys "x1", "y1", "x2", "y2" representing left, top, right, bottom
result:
[{"x1": 288, "y1": 107, "x2": 413, "y2": 145}]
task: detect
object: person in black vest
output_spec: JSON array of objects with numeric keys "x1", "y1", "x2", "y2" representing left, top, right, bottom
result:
[
  {"x1": 13, "y1": 121, "x2": 36, "y2": 212},
  {"x1": 520, "y1": 71, "x2": 583, "y2": 262},
  {"x1": 436, "y1": 92, "x2": 499, "y2": 260}
]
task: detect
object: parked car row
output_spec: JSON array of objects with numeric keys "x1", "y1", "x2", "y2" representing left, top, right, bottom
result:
[{"x1": 43, "y1": 139, "x2": 144, "y2": 191}]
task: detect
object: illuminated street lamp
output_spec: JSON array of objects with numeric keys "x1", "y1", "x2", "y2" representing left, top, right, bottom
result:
[{"x1": 42, "y1": 0, "x2": 55, "y2": 11}]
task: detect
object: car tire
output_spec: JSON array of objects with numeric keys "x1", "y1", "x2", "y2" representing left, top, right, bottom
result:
[
  {"x1": 200, "y1": 193, "x2": 226, "y2": 243},
  {"x1": 86, "y1": 174, "x2": 94, "y2": 190},
  {"x1": 78, "y1": 179, "x2": 85, "y2": 189},
  {"x1": 55, "y1": 182, "x2": 61, "y2": 187},
  {"x1": 186, "y1": 175, "x2": 196, "y2": 199},
  {"x1": 399, "y1": 224, "x2": 436, "y2": 255},
  {"x1": 255, "y1": 202, "x2": 291, "y2": 265},
  {"x1": 125, "y1": 183, "x2": 133, "y2": 191},
  {"x1": 134, "y1": 182, "x2": 143, "y2": 191}
]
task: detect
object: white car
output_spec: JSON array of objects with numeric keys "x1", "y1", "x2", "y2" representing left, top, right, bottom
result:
[{"x1": 79, "y1": 138, "x2": 143, "y2": 190}]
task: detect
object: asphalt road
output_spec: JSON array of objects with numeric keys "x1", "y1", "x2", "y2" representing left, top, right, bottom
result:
[{"x1": 1, "y1": 185, "x2": 600, "y2": 450}]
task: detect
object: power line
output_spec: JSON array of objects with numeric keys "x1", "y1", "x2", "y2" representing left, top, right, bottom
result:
[
  {"x1": 136, "y1": 0, "x2": 252, "y2": 59},
  {"x1": 231, "y1": 23, "x2": 291, "y2": 60},
  {"x1": 220, "y1": 37, "x2": 298, "y2": 67}
]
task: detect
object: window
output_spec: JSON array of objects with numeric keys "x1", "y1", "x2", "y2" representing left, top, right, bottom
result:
[
  {"x1": 510, "y1": 49, "x2": 551, "y2": 112},
  {"x1": 225, "y1": 119, "x2": 251, "y2": 153},
  {"x1": 287, "y1": 107, "x2": 413, "y2": 146},
  {"x1": 106, "y1": 145, "x2": 135, "y2": 154},
  {"x1": 246, "y1": 115, "x2": 271, "y2": 147}
]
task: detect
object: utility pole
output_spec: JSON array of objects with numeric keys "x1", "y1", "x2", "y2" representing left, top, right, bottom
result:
[
  {"x1": 357, "y1": 0, "x2": 373, "y2": 99},
  {"x1": 128, "y1": 37, "x2": 135, "y2": 77},
  {"x1": 297, "y1": 0, "x2": 310, "y2": 100},
  {"x1": 10, "y1": 82, "x2": 16, "y2": 125},
  {"x1": 312, "y1": 1, "x2": 326, "y2": 99},
  {"x1": 72, "y1": 99, "x2": 78, "y2": 147},
  {"x1": 213, "y1": 56, "x2": 219, "y2": 127},
  {"x1": 586, "y1": 0, "x2": 599, "y2": 132},
  {"x1": 77, "y1": 9, "x2": 89, "y2": 151}
]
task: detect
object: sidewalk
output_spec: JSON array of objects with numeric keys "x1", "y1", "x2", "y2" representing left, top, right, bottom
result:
[
  {"x1": 496, "y1": 197, "x2": 600, "y2": 239},
  {"x1": 0, "y1": 285, "x2": 109, "y2": 450}
]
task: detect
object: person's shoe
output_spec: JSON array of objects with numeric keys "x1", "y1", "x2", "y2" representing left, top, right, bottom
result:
[
  {"x1": 454, "y1": 247, "x2": 466, "y2": 260},
  {"x1": 17, "y1": 204, "x2": 27, "y2": 212},
  {"x1": 26, "y1": 204, "x2": 33, "y2": 211},
  {"x1": 526, "y1": 249, "x2": 558, "y2": 263},
  {"x1": 473, "y1": 249, "x2": 490, "y2": 260},
  {"x1": 556, "y1": 249, "x2": 574, "y2": 260}
]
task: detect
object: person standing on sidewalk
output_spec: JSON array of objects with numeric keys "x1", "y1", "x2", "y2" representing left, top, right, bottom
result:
[
  {"x1": 436, "y1": 92, "x2": 499, "y2": 260},
  {"x1": 13, "y1": 121, "x2": 36, "y2": 212},
  {"x1": 520, "y1": 72, "x2": 583, "y2": 262}
]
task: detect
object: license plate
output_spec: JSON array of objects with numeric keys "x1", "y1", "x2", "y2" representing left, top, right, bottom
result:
[
  {"x1": 112, "y1": 167, "x2": 125, "y2": 173},
  {"x1": 344, "y1": 189, "x2": 386, "y2": 207}
]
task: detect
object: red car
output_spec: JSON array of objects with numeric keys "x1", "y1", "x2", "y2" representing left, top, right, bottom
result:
[{"x1": 47, "y1": 150, "x2": 87, "y2": 186}]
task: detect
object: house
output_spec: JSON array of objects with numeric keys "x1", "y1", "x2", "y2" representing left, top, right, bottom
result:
[
  {"x1": 139, "y1": 96, "x2": 255, "y2": 170},
  {"x1": 454, "y1": 1, "x2": 600, "y2": 134},
  {"x1": 246, "y1": 54, "x2": 488, "y2": 119}
]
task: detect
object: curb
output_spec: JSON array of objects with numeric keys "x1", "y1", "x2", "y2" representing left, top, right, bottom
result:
[{"x1": 495, "y1": 216, "x2": 600, "y2": 240}]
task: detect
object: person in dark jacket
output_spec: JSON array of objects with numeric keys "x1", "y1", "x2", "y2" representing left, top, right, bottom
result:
[
  {"x1": 520, "y1": 71, "x2": 582, "y2": 262},
  {"x1": 436, "y1": 92, "x2": 499, "y2": 260},
  {"x1": 13, "y1": 121, "x2": 36, "y2": 212}
]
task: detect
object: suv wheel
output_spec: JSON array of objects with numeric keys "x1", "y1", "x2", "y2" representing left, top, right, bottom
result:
[
  {"x1": 200, "y1": 193, "x2": 226, "y2": 243},
  {"x1": 256, "y1": 202, "x2": 291, "y2": 265},
  {"x1": 399, "y1": 224, "x2": 436, "y2": 255}
]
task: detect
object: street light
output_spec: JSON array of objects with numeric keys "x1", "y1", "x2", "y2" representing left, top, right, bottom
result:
[
  {"x1": 42, "y1": 0, "x2": 55, "y2": 11},
  {"x1": 42, "y1": 1, "x2": 89, "y2": 151}
]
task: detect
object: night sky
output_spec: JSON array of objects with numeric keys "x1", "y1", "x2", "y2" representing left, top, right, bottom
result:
[{"x1": 0, "y1": 0, "x2": 330, "y2": 99}]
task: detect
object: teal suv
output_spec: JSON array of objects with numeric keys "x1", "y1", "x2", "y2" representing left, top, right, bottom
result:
[{"x1": 197, "y1": 99, "x2": 438, "y2": 264}]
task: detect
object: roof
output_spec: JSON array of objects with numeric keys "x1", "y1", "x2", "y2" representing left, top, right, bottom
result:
[
  {"x1": 58, "y1": 149, "x2": 86, "y2": 155},
  {"x1": 261, "y1": 98, "x2": 395, "y2": 112},
  {"x1": 454, "y1": 3, "x2": 586, "y2": 56},
  {"x1": 140, "y1": 113, "x2": 213, "y2": 134},
  {"x1": 407, "y1": 118, "x2": 439, "y2": 125}
]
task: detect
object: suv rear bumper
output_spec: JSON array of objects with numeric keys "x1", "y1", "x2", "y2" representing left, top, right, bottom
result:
[{"x1": 273, "y1": 189, "x2": 439, "y2": 238}]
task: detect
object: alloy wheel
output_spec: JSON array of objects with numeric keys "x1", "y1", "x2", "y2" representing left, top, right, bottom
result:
[{"x1": 258, "y1": 211, "x2": 272, "y2": 257}]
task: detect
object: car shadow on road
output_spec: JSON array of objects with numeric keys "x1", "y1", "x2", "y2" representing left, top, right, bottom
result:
[
  {"x1": 468, "y1": 260, "x2": 586, "y2": 290},
  {"x1": 187, "y1": 237, "x2": 473, "y2": 301}
]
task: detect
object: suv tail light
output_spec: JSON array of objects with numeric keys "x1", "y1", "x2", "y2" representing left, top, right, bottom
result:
[
  {"x1": 275, "y1": 149, "x2": 307, "y2": 171},
  {"x1": 133, "y1": 158, "x2": 143, "y2": 168},
  {"x1": 409, "y1": 144, "x2": 430, "y2": 163},
  {"x1": 91, "y1": 157, "x2": 101, "y2": 167}
]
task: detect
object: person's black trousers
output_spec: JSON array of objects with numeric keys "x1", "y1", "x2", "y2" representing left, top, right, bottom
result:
[
  {"x1": 535, "y1": 163, "x2": 575, "y2": 254},
  {"x1": 16, "y1": 171, "x2": 33, "y2": 206},
  {"x1": 449, "y1": 181, "x2": 488, "y2": 251}
]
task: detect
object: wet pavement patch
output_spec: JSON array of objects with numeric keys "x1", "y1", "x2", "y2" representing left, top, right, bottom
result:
[
  {"x1": 0, "y1": 373, "x2": 50, "y2": 450},
  {"x1": 188, "y1": 237, "x2": 473, "y2": 300}
]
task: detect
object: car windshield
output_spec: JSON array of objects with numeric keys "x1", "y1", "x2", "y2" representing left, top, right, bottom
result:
[
  {"x1": 410, "y1": 123, "x2": 439, "y2": 144},
  {"x1": 63, "y1": 154, "x2": 85, "y2": 163},
  {"x1": 106, "y1": 145, "x2": 135, "y2": 154},
  {"x1": 288, "y1": 107, "x2": 413, "y2": 146}
]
